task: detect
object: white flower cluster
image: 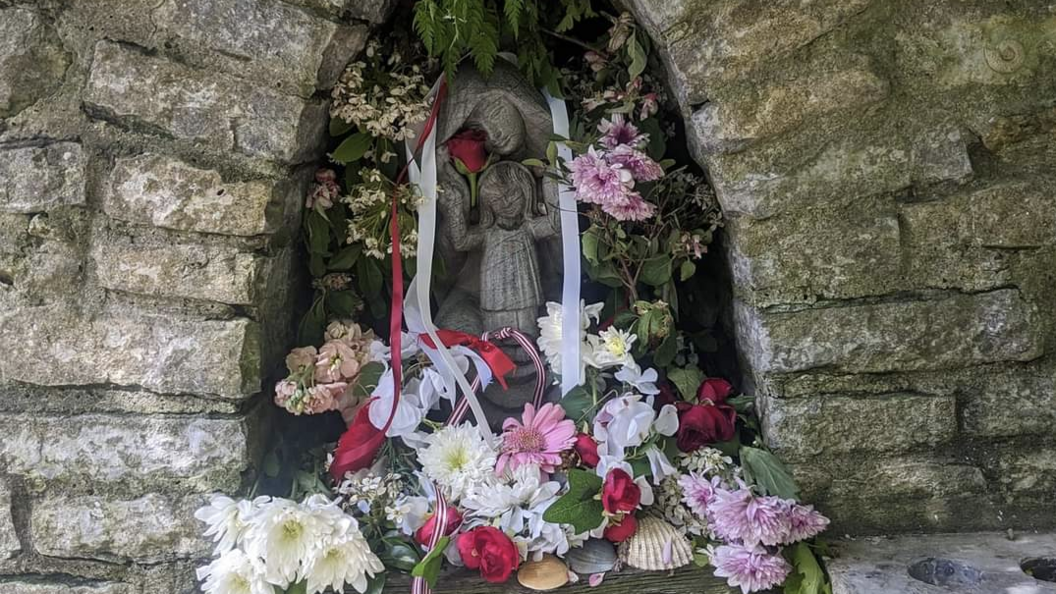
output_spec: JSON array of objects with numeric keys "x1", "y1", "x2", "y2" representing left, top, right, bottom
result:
[
  {"x1": 345, "y1": 169, "x2": 421, "y2": 260},
  {"x1": 330, "y1": 42, "x2": 431, "y2": 143},
  {"x1": 195, "y1": 494, "x2": 383, "y2": 594}
]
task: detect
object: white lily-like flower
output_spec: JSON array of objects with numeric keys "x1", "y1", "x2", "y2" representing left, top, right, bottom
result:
[
  {"x1": 655, "y1": 404, "x2": 680, "y2": 436},
  {"x1": 587, "y1": 327, "x2": 637, "y2": 370},
  {"x1": 593, "y1": 394, "x2": 656, "y2": 457},
  {"x1": 644, "y1": 444, "x2": 678, "y2": 485},
  {"x1": 615, "y1": 363, "x2": 660, "y2": 395},
  {"x1": 536, "y1": 300, "x2": 604, "y2": 382}
]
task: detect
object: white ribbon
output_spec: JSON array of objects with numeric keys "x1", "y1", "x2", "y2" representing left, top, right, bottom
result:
[{"x1": 542, "y1": 91, "x2": 583, "y2": 396}]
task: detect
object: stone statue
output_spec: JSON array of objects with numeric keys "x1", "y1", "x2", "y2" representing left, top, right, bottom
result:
[{"x1": 431, "y1": 61, "x2": 563, "y2": 426}]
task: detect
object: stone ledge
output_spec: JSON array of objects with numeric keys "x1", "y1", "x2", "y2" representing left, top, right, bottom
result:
[
  {"x1": 0, "y1": 143, "x2": 85, "y2": 214},
  {"x1": 0, "y1": 582, "x2": 131, "y2": 594},
  {"x1": 0, "y1": 481, "x2": 19, "y2": 560},
  {"x1": 0, "y1": 411, "x2": 258, "y2": 492},
  {"x1": 31, "y1": 493, "x2": 209, "y2": 563},
  {"x1": 736, "y1": 289, "x2": 1044, "y2": 375},
  {"x1": 84, "y1": 41, "x2": 327, "y2": 164},
  {"x1": 0, "y1": 306, "x2": 260, "y2": 398}
]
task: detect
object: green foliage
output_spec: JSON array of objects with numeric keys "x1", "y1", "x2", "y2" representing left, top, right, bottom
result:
[
  {"x1": 784, "y1": 542, "x2": 832, "y2": 594},
  {"x1": 668, "y1": 366, "x2": 704, "y2": 400},
  {"x1": 740, "y1": 446, "x2": 801, "y2": 500},
  {"x1": 411, "y1": 536, "x2": 451, "y2": 587},
  {"x1": 412, "y1": 0, "x2": 596, "y2": 90},
  {"x1": 542, "y1": 469, "x2": 604, "y2": 533}
]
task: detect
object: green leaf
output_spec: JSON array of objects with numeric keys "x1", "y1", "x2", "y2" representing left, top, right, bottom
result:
[
  {"x1": 628, "y1": 33, "x2": 647, "y2": 80},
  {"x1": 640, "y1": 118, "x2": 666, "y2": 161},
  {"x1": 357, "y1": 257, "x2": 383, "y2": 295},
  {"x1": 411, "y1": 536, "x2": 450, "y2": 587},
  {"x1": 297, "y1": 295, "x2": 326, "y2": 346},
  {"x1": 285, "y1": 581, "x2": 307, "y2": 594},
  {"x1": 542, "y1": 469, "x2": 604, "y2": 533},
  {"x1": 640, "y1": 256, "x2": 672, "y2": 287},
  {"x1": 363, "y1": 573, "x2": 387, "y2": 594},
  {"x1": 522, "y1": 158, "x2": 547, "y2": 168},
  {"x1": 308, "y1": 252, "x2": 326, "y2": 277},
  {"x1": 560, "y1": 385, "x2": 594, "y2": 424},
  {"x1": 585, "y1": 260, "x2": 623, "y2": 288},
  {"x1": 654, "y1": 333, "x2": 678, "y2": 368},
  {"x1": 680, "y1": 259, "x2": 697, "y2": 282},
  {"x1": 329, "y1": 117, "x2": 354, "y2": 137},
  {"x1": 784, "y1": 542, "x2": 830, "y2": 594},
  {"x1": 331, "y1": 133, "x2": 372, "y2": 164},
  {"x1": 385, "y1": 541, "x2": 420, "y2": 571},
  {"x1": 306, "y1": 210, "x2": 331, "y2": 255},
  {"x1": 741, "y1": 446, "x2": 800, "y2": 500},
  {"x1": 582, "y1": 227, "x2": 601, "y2": 265},
  {"x1": 352, "y1": 362, "x2": 385, "y2": 399},
  {"x1": 329, "y1": 245, "x2": 362, "y2": 271},
  {"x1": 668, "y1": 367, "x2": 704, "y2": 400},
  {"x1": 262, "y1": 450, "x2": 281, "y2": 478},
  {"x1": 327, "y1": 290, "x2": 361, "y2": 317}
]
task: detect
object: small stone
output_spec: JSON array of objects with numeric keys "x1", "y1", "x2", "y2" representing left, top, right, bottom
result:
[
  {"x1": 0, "y1": 482, "x2": 20, "y2": 559},
  {"x1": 517, "y1": 554, "x2": 570, "y2": 591},
  {"x1": 0, "y1": 143, "x2": 85, "y2": 214},
  {"x1": 567, "y1": 539, "x2": 617, "y2": 575}
]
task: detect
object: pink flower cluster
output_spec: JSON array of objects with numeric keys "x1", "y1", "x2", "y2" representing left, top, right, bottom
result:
[
  {"x1": 569, "y1": 115, "x2": 663, "y2": 222},
  {"x1": 274, "y1": 322, "x2": 375, "y2": 418},
  {"x1": 306, "y1": 168, "x2": 341, "y2": 210},
  {"x1": 678, "y1": 473, "x2": 829, "y2": 593}
]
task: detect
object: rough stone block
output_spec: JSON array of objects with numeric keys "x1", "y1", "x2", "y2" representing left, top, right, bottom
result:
[
  {"x1": 92, "y1": 238, "x2": 268, "y2": 306},
  {"x1": 0, "y1": 412, "x2": 256, "y2": 491},
  {"x1": 103, "y1": 154, "x2": 296, "y2": 236},
  {"x1": 0, "y1": 210, "x2": 88, "y2": 305},
  {"x1": 153, "y1": 0, "x2": 367, "y2": 94},
  {"x1": 0, "y1": 7, "x2": 70, "y2": 118},
  {"x1": 762, "y1": 393, "x2": 957, "y2": 461},
  {"x1": 0, "y1": 307, "x2": 260, "y2": 398},
  {"x1": 0, "y1": 143, "x2": 85, "y2": 214},
  {"x1": 84, "y1": 41, "x2": 326, "y2": 163},
  {"x1": 0, "y1": 482, "x2": 19, "y2": 559},
  {"x1": 0, "y1": 583, "x2": 130, "y2": 594},
  {"x1": 737, "y1": 289, "x2": 1044, "y2": 375},
  {"x1": 32, "y1": 493, "x2": 208, "y2": 562},
  {"x1": 726, "y1": 207, "x2": 901, "y2": 305}
]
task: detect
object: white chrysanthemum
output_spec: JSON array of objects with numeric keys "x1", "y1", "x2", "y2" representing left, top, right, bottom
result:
[
  {"x1": 462, "y1": 464, "x2": 560, "y2": 535},
  {"x1": 244, "y1": 498, "x2": 336, "y2": 587},
  {"x1": 196, "y1": 549, "x2": 272, "y2": 594},
  {"x1": 588, "y1": 327, "x2": 637, "y2": 369},
  {"x1": 195, "y1": 495, "x2": 268, "y2": 554},
  {"x1": 536, "y1": 301, "x2": 604, "y2": 382},
  {"x1": 301, "y1": 523, "x2": 385, "y2": 594},
  {"x1": 417, "y1": 423, "x2": 498, "y2": 502}
]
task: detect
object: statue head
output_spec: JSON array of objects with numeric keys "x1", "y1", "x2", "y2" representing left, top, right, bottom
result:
[
  {"x1": 464, "y1": 95, "x2": 527, "y2": 156},
  {"x1": 479, "y1": 162, "x2": 536, "y2": 227}
]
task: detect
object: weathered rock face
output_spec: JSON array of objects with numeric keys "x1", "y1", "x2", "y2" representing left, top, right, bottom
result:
[
  {"x1": 0, "y1": 0, "x2": 391, "y2": 591},
  {"x1": 627, "y1": 0, "x2": 1056, "y2": 533}
]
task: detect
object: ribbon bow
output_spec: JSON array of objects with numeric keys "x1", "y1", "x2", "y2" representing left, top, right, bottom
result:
[{"x1": 419, "y1": 329, "x2": 516, "y2": 389}]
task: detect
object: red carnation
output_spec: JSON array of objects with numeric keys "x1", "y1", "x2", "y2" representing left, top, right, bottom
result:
[
  {"x1": 415, "y1": 505, "x2": 463, "y2": 546},
  {"x1": 601, "y1": 468, "x2": 641, "y2": 514},
  {"x1": 603, "y1": 514, "x2": 638, "y2": 543},
  {"x1": 574, "y1": 433, "x2": 600, "y2": 468},
  {"x1": 329, "y1": 400, "x2": 385, "y2": 481},
  {"x1": 457, "y1": 526, "x2": 520, "y2": 583}
]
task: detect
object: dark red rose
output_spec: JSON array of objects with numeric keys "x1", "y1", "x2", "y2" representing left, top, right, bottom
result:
[
  {"x1": 697, "y1": 377, "x2": 734, "y2": 405},
  {"x1": 574, "y1": 433, "x2": 600, "y2": 467},
  {"x1": 457, "y1": 526, "x2": 520, "y2": 583},
  {"x1": 446, "y1": 129, "x2": 489, "y2": 173},
  {"x1": 675, "y1": 402, "x2": 736, "y2": 452},
  {"x1": 601, "y1": 469, "x2": 641, "y2": 514},
  {"x1": 329, "y1": 400, "x2": 385, "y2": 481},
  {"x1": 603, "y1": 514, "x2": 638, "y2": 543},
  {"x1": 414, "y1": 505, "x2": 463, "y2": 546},
  {"x1": 653, "y1": 381, "x2": 679, "y2": 411}
]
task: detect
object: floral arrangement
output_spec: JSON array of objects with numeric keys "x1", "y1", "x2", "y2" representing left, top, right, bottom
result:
[{"x1": 196, "y1": 7, "x2": 831, "y2": 594}]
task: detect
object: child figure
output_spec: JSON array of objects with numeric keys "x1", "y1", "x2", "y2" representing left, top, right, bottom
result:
[{"x1": 445, "y1": 161, "x2": 558, "y2": 334}]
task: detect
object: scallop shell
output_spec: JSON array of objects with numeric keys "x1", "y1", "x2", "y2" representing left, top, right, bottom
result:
[
  {"x1": 517, "y1": 554, "x2": 571, "y2": 591},
  {"x1": 617, "y1": 516, "x2": 694, "y2": 571},
  {"x1": 567, "y1": 538, "x2": 617, "y2": 574}
]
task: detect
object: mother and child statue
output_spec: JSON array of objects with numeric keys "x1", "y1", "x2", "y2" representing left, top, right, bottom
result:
[{"x1": 428, "y1": 61, "x2": 566, "y2": 428}]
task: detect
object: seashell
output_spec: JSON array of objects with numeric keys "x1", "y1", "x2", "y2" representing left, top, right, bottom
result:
[
  {"x1": 517, "y1": 554, "x2": 570, "y2": 591},
  {"x1": 567, "y1": 538, "x2": 617, "y2": 574},
  {"x1": 617, "y1": 516, "x2": 694, "y2": 571},
  {"x1": 985, "y1": 39, "x2": 1025, "y2": 74}
]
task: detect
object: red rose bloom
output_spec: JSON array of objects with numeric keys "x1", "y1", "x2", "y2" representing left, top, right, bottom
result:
[
  {"x1": 574, "y1": 433, "x2": 600, "y2": 467},
  {"x1": 697, "y1": 377, "x2": 734, "y2": 404},
  {"x1": 457, "y1": 526, "x2": 520, "y2": 583},
  {"x1": 603, "y1": 514, "x2": 638, "y2": 543},
  {"x1": 414, "y1": 505, "x2": 463, "y2": 546},
  {"x1": 601, "y1": 469, "x2": 641, "y2": 514},
  {"x1": 675, "y1": 402, "x2": 736, "y2": 452},
  {"x1": 446, "y1": 129, "x2": 489, "y2": 173},
  {"x1": 329, "y1": 400, "x2": 385, "y2": 481},
  {"x1": 653, "y1": 381, "x2": 679, "y2": 411}
]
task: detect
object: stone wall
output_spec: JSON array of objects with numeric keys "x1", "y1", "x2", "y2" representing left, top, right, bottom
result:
[
  {"x1": 0, "y1": 0, "x2": 388, "y2": 591},
  {"x1": 628, "y1": 0, "x2": 1056, "y2": 534}
]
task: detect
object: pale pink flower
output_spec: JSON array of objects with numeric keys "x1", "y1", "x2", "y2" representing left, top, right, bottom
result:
[
  {"x1": 712, "y1": 543, "x2": 791, "y2": 594},
  {"x1": 678, "y1": 472, "x2": 721, "y2": 519},
  {"x1": 598, "y1": 114, "x2": 647, "y2": 150},
  {"x1": 274, "y1": 379, "x2": 298, "y2": 408},
  {"x1": 609, "y1": 145, "x2": 663, "y2": 181},
  {"x1": 285, "y1": 346, "x2": 318, "y2": 374},
  {"x1": 306, "y1": 168, "x2": 341, "y2": 210},
  {"x1": 569, "y1": 148, "x2": 635, "y2": 207},
  {"x1": 602, "y1": 193, "x2": 655, "y2": 221},
  {"x1": 303, "y1": 382, "x2": 347, "y2": 414},
  {"x1": 496, "y1": 403, "x2": 576, "y2": 475},
  {"x1": 315, "y1": 340, "x2": 361, "y2": 383},
  {"x1": 783, "y1": 503, "x2": 829, "y2": 543},
  {"x1": 584, "y1": 51, "x2": 607, "y2": 73},
  {"x1": 709, "y1": 487, "x2": 791, "y2": 547},
  {"x1": 640, "y1": 93, "x2": 659, "y2": 119}
]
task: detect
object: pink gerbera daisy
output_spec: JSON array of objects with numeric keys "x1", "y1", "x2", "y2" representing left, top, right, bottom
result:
[{"x1": 496, "y1": 403, "x2": 576, "y2": 475}]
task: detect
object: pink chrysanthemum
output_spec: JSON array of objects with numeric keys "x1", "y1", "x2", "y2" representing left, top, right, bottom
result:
[
  {"x1": 709, "y1": 487, "x2": 791, "y2": 546},
  {"x1": 783, "y1": 503, "x2": 829, "y2": 543},
  {"x1": 678, "y1": 472, "x2": 721, "y2": 519},
  {"x1": 598, "y1": 114, "x2": 648, "y2": 149},
  {"x1": 497, "y1": 403, "x2": 576, "y2": 475},
  {"x1": 569, "y1": 148, "x2": 635, "y2": 207},
  {"x1": 609, "y1": 145, "x2": 663, "y2": 181},
  {"x1": 712, "y1": 543, "x2": 791, "y2": 594},
  {"x1": 602, "y1": 193, "x2": 656, "y2": 222}
]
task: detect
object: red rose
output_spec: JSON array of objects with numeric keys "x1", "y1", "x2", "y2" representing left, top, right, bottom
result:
[
  {"x1": 446, "y1": 129, "x2": 489, "y2": 173},
  {"x1": 574, "y1": 434, "x2": 600, "y2": 468},
  {"x1": 697, "y1": 377, "x2": 734, "y2": 404},
  {"x1": 415, "y1": 505, "x2": 463, "y2": 546},
  {"x1": 603, "y1": 514, "x2": 638, "y2": 543},
  {"x1": 601, "y1": 469, "x2": 641, "y2": 514},
  {"x1": 328, "y1": 400, "x2": 385, "y2": 481},
  {"x1": 675, "y1": 402, "x2": 736, "y2": 452},
  {"x1": 653, "y1": 381, "x2": 679, "y2": 411},
  {"x1": 457, "y1": 526, "x2": 520, "y2": 583}
]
